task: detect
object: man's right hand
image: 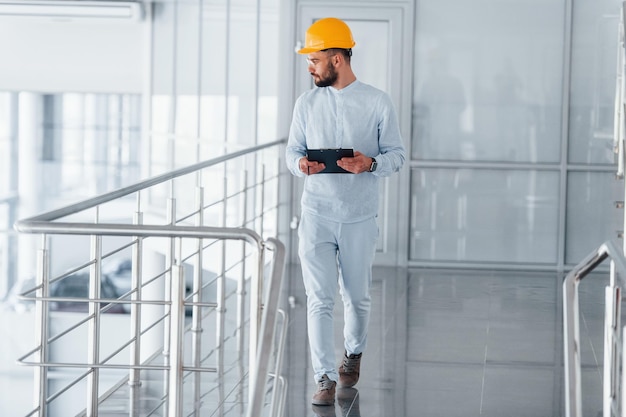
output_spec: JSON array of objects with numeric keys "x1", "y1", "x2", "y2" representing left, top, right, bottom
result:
[{"x1": 300, "y1": 157, "x2": 325, "y2": 175}]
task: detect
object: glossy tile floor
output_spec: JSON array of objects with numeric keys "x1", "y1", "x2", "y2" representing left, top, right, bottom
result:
[{"x1": 281, "y1": 265, "x2": 610, "y2": 417}]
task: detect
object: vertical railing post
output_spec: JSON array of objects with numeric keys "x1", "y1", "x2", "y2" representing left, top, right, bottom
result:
[
  {"x1": 605, "y1": 261, "x2": 622, "y2": 417},
  {"x1": 563, "y1": 274, "x2": 583, "y2": 417},
  {"x1": 258, "y1": 164, "x2": 266, "y2": 236},
  {"x1": 163, "y1": 197, "x2": 176, "y2": 415},
  {"x1": 216, "y1": 177, "x2": 228, "y2": 417},
  {"x1": 191, "y1": 186, "x2": 204, "y2": 415},
  {"x1": 87, "y1": 230, "x2": 102, "y2": 416},
  {"x1": 248, "y1": 241, "x2": 265, "y2": 405},
  {"x1": 34, "y1": 237, "x2": 49, "y2": 417},
  {"x1": 246, "y1": 238, "x2": 285, "y2": 417},
  {"x1": 269, "y1": 309, "x2": 288, "y2": 417},
  {"x1": 129, "y1": 204, "x2": 143, "y2": 415},
  {"x1": 237, "y1": 170, "x2": 248, "y2": 412},
  {"x1": 168, "y1": 257, "x2": 185, "y2": 417},
  {"x1": 622, "y1": 324, "x2": 626, "y2": 417}
]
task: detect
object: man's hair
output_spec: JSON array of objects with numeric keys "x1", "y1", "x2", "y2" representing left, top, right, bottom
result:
[{"x1": 323, "y1": 48, "x2": 352, "y2": 63}]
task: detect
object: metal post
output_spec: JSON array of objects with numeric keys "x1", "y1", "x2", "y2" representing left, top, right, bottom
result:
[
  {"x1": 622, "y1": 324, "x2": 626, "y2": 417},
  {"x1": 129, "y1": 207, "x2": 143, "y2": 416},
  {"x1": 191, "y1": 186, "x2": 204, "y2": 415},
  {"x1": 163, "y1": 197, "x2": 176, "y2": 414},
  {"x1": 87, "y1": 229, "x2": 102, "y2": 416},
  {"x1": 246, "y1": 238, "x2": 285, "y2": 417},
  {"x1": 259, "y1": 164, "x2": 266, "y2": 237},
  {"x1": 216, "y1": 177, "x2": 228, "y2": 417},
  {"x1": 168, "y1": 260, "x2": 185, "y2": 417},
  {"x1": 269, "y1": 309, "x2": 288, "y2": 417},
  {"x1": 248, "y1": 241, "x2": 264, "y2": 404},
  {"x1": 604, "y1": 261, "x2": 622, "y2": 417},
  {"x1": 237, "y1": 171, "x2": 248, "y2": 412},
  {"x1": 563, "y1": 275, "x2": 582, "y2": 417},
  {"x1": 34, "y1": 238, "x2": 49, "y2": 417}
]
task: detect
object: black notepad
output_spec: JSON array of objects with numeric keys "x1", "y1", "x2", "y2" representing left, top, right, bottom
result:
[{"x1": 306, "y1": 148, "x2": 354, "y2": 174}]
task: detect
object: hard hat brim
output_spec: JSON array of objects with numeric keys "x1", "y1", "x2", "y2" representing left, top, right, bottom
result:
[
  {"x1": 297, "y1": 46, "x2": 322, "y2": 54},
  {"x1": 297, "y1": 42, "x2": 356, "y2": 55}
]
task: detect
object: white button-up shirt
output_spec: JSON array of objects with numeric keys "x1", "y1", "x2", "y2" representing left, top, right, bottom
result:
[{"x1": 286, "y1": 80, "x2": 406, "y2": 223}]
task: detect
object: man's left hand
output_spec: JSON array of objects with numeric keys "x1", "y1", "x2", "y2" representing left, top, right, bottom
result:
[{"x1": 336, "y1": 151, "x2": 373, "y2": 174}]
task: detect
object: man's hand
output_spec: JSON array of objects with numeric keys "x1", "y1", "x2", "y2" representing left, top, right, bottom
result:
[
  {"x1": 299, "y1": 157, "x2": 325, "y2": 175},
  {"x1": 336, "y1": 151, "x2": 372, "y2": 174}
]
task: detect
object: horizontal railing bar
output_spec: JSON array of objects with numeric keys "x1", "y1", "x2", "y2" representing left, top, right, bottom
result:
[
  {"x1": 17, "y1": 361, "x2": 196, "y2": 371},
  {"x1": 179, "y1": 301, "x2": 218, "y2": 308},
  {"x1": 181, "y1": 366, "x2": 219, "y2": 373},
  {"x1": 27, "y1": 296, "x2": 172, "y2": 306},
  {"x1": 14, "y1": 223, "x2": 264, "y2": 249},
  {"x1": 565, "y1": 241, "x2": 626, "y2": 285},
  {"x1": 14, "y1": 139, "x2": 285, "y2": 225}
]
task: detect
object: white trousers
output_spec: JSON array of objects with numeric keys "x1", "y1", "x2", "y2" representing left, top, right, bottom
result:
[{"x1": 298, "y1": 211, "x2": 378, "y2": 383}]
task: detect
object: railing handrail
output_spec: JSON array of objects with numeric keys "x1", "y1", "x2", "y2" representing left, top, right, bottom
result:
[
  {"x1": 564, "y1": 240, "x2": 626, "y2": 286},
  {"x1": 13, "y1": 139, "x2": 289, "y2": 416},
  {"x1": 563, "y1": 240, "x2": 626, "y2": 417},
  {"x1": 14, "y1": 138, "x2": 286, "y2": 225},
  {"x1": 15, "y1": 222, "x2": 263, "y2": 243},
  {"x1": 246, "y1": 237, "x2": 286, "y2": 417}
]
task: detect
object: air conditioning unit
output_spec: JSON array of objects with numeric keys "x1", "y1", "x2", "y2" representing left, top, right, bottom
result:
[{"x1": 0, "y1": 0, "x2": 143, "y2": 21}]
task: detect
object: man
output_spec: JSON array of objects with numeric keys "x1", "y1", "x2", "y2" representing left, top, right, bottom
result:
[{"x1": 286, "y1": 17, "x2": 406, "y2": 406}]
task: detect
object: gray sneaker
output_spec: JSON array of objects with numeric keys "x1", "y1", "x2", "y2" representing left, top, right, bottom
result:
[
  {"x1": 312, "y1": 374, "x2": 336, "y2": 406},
  {"x1": 338, "y1": 352, "x2": 362, "y2": 387}
]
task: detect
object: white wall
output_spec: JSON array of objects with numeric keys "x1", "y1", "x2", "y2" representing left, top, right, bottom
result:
[{"x1": 0, "y1": 16, "x2": 145, "y2": 94}]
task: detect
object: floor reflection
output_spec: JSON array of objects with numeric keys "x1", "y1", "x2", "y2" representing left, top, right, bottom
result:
[{"x1": 282, "y1": 266, "x2": 607, "y2": 417}]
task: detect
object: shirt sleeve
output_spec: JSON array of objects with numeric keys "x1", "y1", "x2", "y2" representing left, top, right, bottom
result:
[
  {"x1": 285, "y1": 94, "x2": 307, "y2": 178},
  {"x1": 372, "y1": 92, "x2": 406, "y2": 177}
]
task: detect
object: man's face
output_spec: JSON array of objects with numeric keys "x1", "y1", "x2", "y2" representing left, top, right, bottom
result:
[{"x1": 306, "y1": 51, "x2": 338, "y2": 88}]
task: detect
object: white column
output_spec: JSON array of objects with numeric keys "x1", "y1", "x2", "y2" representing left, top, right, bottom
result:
[{"x1": 17, "y1": 92, "x2": 43, "y2": 283}]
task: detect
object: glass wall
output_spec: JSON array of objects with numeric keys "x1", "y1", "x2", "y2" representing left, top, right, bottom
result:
[
  {"x1": 0, "y1": 93, "x2": 141, "y2": 299},
  {"x1": 40, "y1": 94, "x2": 142, "y2": 199},
  {"x1": 411, "y1": 0, "x2": 624, "y2": 267},
  {"x1": 566, "y1": 0, "x2": 623, "y2": 262},
  {"x1": 411, "y1": 168, "x2": 559, "y2": 264},
  {"x1": 150, "y1": 0, "x2": 280, "y2": 173},
  {"x1": 149, "y1": 0, "x2": 281, "y2": 230},
  {"x1": 0, "y1": 93, "x2": 17, "y2": 298},
  {"x1": 413, "y1": 0, "x2": 564, "y2": 164}
]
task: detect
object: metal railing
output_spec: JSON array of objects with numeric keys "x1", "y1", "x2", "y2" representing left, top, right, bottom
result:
[
  {"x1": 563, "y1": 240, "x2": 626, "y2": 417},
  {"x1": 569, "y1": 4, "x2": 626, "y2": 416},
  {"x1": 14, "y1": 139, "x2": 289, "y2": 417}
]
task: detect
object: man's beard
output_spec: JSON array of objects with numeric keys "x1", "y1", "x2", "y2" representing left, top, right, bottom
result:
[{"x1": 313, "y1": 62, "x2": 338, "y2": 87}]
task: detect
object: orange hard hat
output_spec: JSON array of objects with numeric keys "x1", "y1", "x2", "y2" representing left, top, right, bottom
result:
[{"x1": 297, "y1": 17, "x2": 356, "y2": 54}]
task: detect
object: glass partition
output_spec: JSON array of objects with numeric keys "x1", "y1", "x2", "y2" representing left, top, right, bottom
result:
[
  {"x1": 412, "y1": 0, "x2": 565, "y2": 163},
  {"x1": 410, "y1": 168, "x2": 559, "y2": 264},
  {"x1": 565, "y1": 171, "x2": 623, "y2": 263},
  {"x1": 411, "y1": 0, "x2": 623, "y2": 268}
]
